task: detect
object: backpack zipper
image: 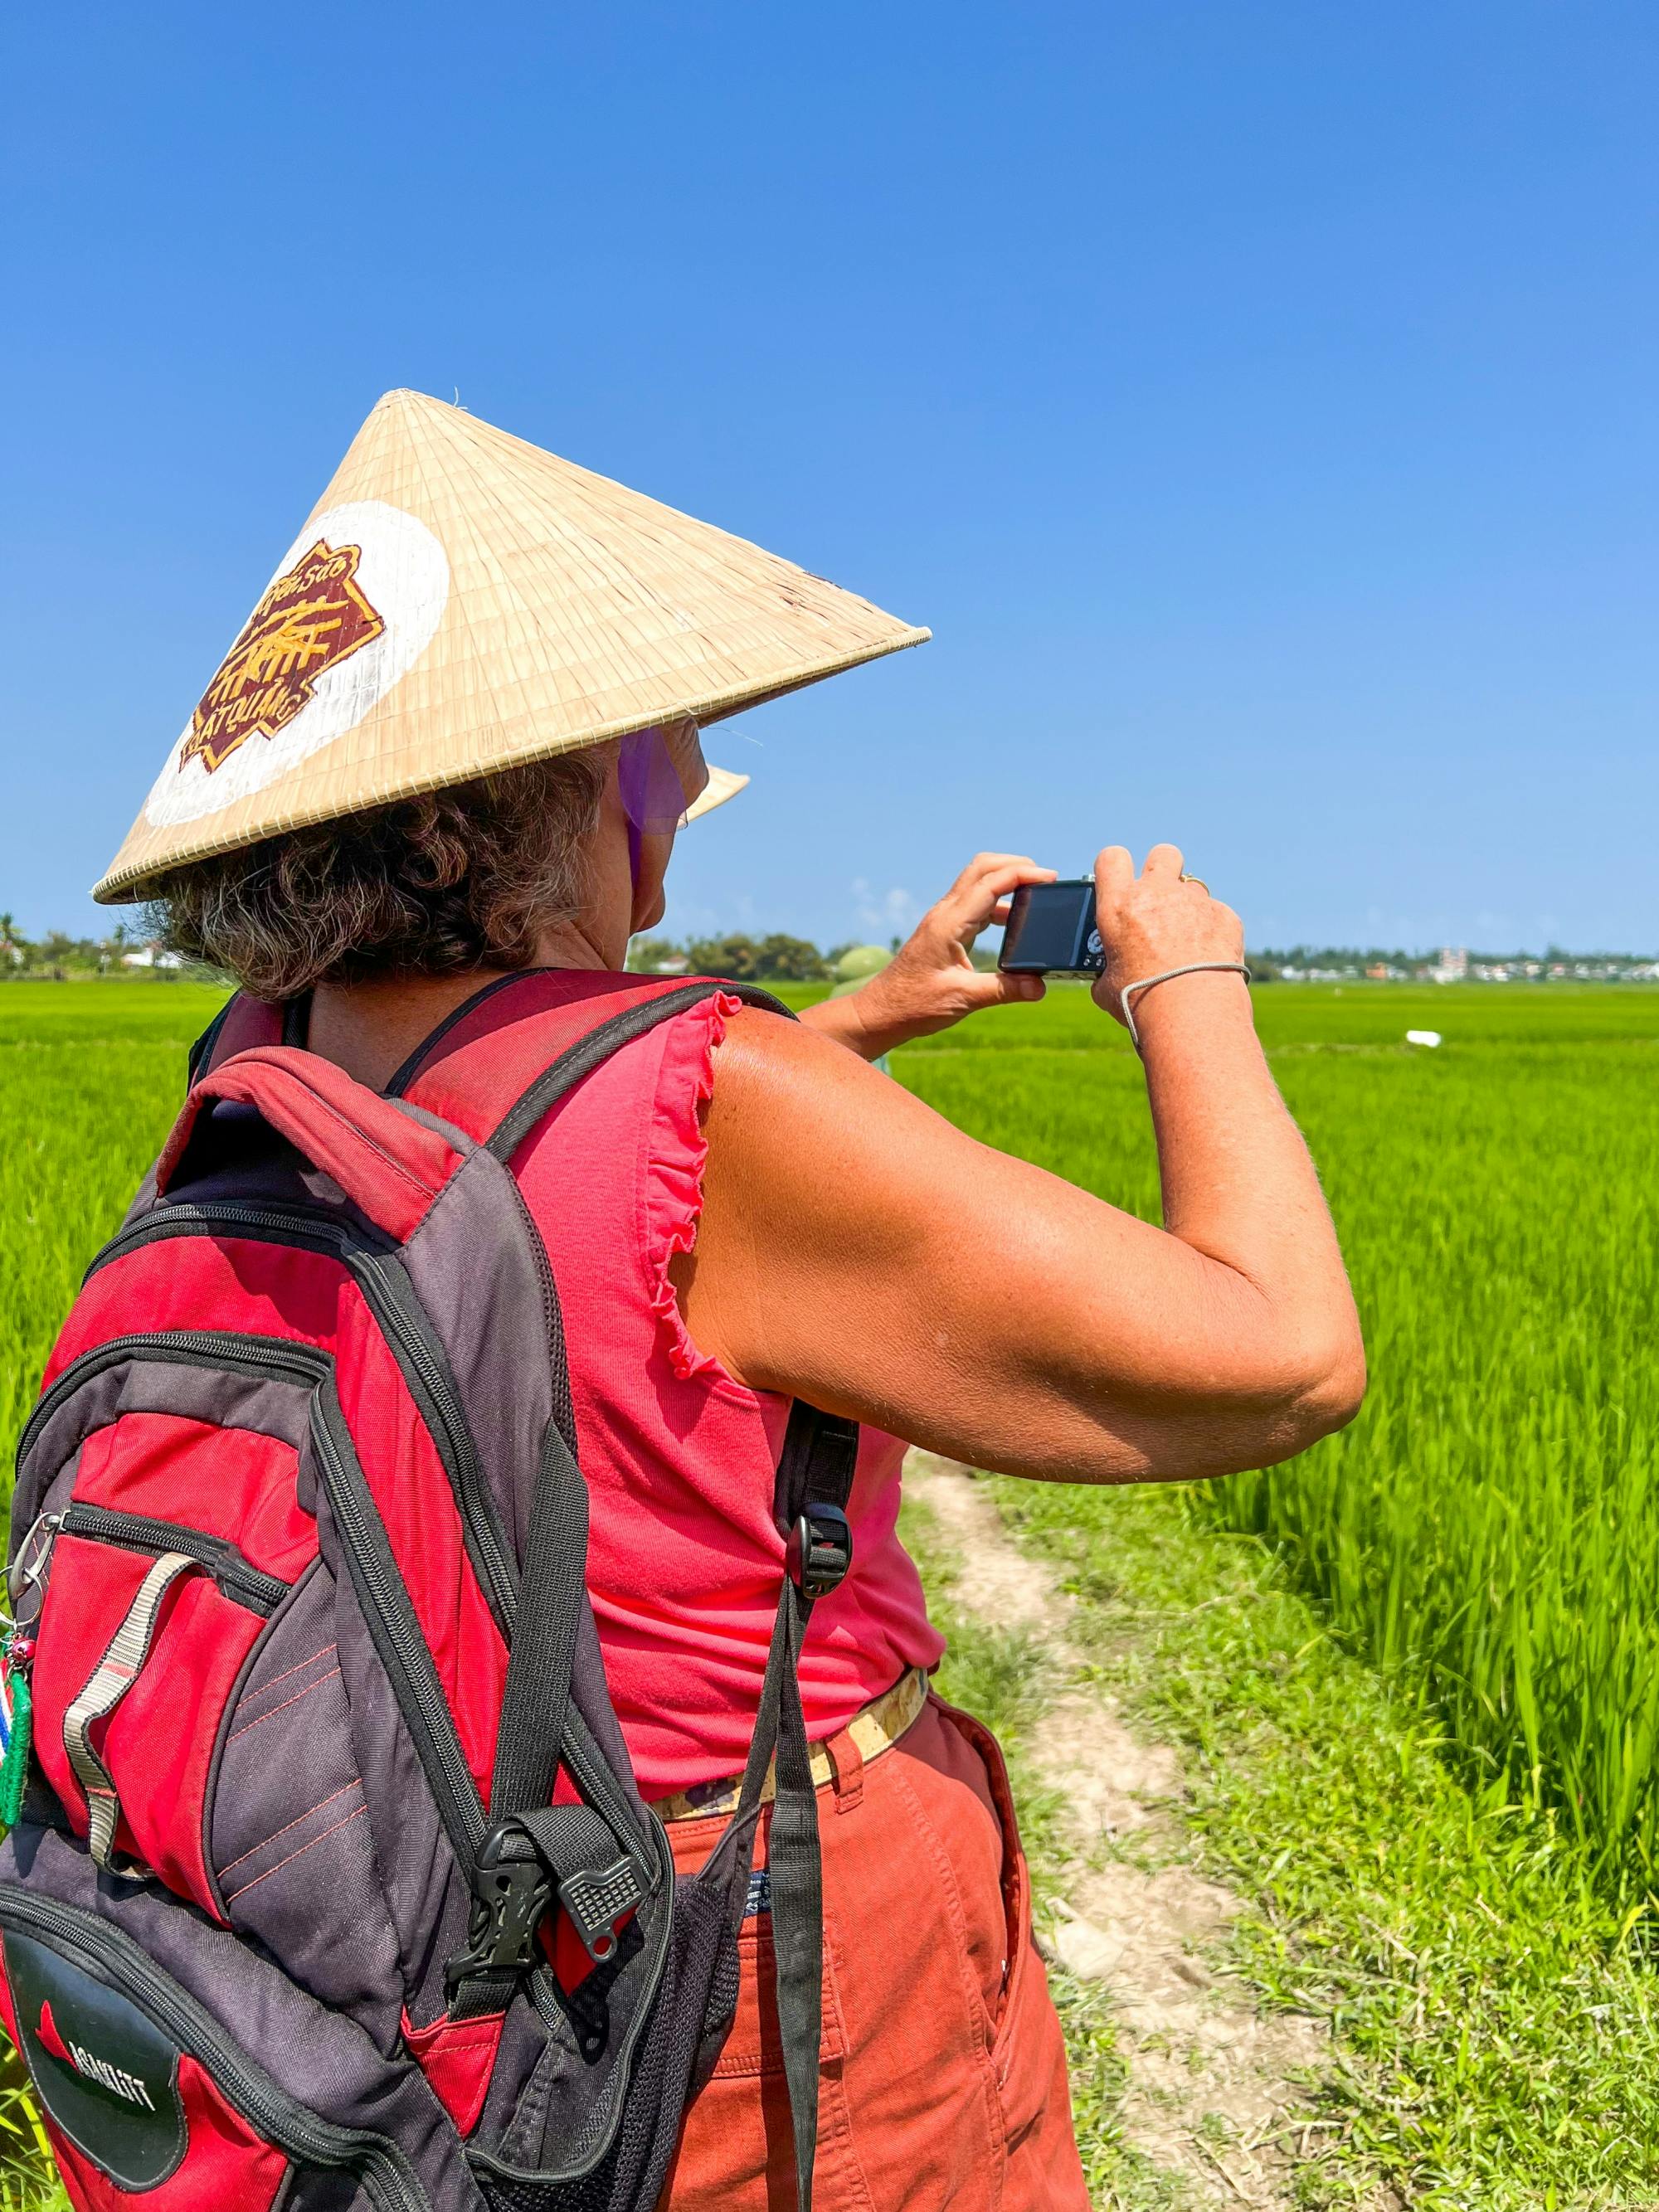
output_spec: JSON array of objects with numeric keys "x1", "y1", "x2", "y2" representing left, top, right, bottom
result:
[
  {"x1": 0, "y1": 1887, "x2": 433, "y2": 2210},
  {"x1": 309, "y1": 1385, "x2": 486, "y2": 1874},
  {"x1": 17, "y1": 1330, "x2": 330, "y2": 1473},
  {"x1": 57, "y1": 1505, "x2": 289, "y2": 1616},
  {"x1": 17, "y1": 1330, "x2": 488, "y2": 1884},
  {"x1": 56, "y1": 1222, "x2": 639, "y2": 1894},
  {"x1": 87, "y1": 1203, "x2": 518, "y2": 1633},
  {"x1": 348, "y1": 1243, "x2": 518, "y2": 1626}
]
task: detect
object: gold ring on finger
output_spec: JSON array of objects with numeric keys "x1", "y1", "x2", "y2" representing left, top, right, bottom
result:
[{"x1": 1180, "y1": 873, "x2": 1209, "y2": 894}]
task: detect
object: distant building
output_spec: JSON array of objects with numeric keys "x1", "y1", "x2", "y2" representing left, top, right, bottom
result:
[
  {"x1": 121, "y1": 943, "x2": 185, "y2": 971},
  {"x1": 1431, "y1": 946, "x2": 1468, "y2": 984}
]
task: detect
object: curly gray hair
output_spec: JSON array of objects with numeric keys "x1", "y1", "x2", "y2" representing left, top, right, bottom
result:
[{"x1": 148, "y1": 747, "x2": 611, "y2": 1002}]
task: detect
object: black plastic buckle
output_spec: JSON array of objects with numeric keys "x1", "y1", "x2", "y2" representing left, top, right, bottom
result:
[
  {"x1": 445, "y1": 1821, "x2": 552, "y2": 1996},
  {"x1": 559, "y1": 1853, "x2": 649, "y2": 1964},
  {"x1": 786, "y1": 1502, "x2": 853, "y2": 1601}
]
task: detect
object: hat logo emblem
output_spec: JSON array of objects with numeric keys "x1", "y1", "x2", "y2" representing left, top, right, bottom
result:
[{"x1": 181, "y1": 538, "x2": 387, "y2": 775}]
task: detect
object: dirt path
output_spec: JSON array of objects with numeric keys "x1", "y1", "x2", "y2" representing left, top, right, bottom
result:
[{"x1": 906, "y1": 1454, "x2": 1331, "y2": 2210}]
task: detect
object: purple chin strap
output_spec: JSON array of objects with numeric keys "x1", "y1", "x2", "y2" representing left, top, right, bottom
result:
[{"x1": 617, "y1": 724, "x2": 708, "y2": 888}]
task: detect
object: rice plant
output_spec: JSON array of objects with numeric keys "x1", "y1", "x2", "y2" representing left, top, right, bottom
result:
[
  {"x1": 1, "y1": 973, "x2": 1657, "y2": 2203},
  {"x1": 900, "y1": 980, "x2": 1659, "y2": 1899}
]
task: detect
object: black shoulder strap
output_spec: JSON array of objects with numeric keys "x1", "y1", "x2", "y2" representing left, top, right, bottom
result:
[
  {"x1": 748, "y1": 1399, "x2": 858, "y2": 2212},
  {"x1": 775, "y1": 1396, "x2": 859, "y2": 1533},
  {"x1": 486, "y1": 977, "x2": 793, "y2": 1163},
  {"x1": 185, "y1": 999, "x2": 236, "y2": 1087},
  {"x1": 479, "y1": 980, "x2": 822, "y2": 1834},
  {"x1": 185, "y1": 992, "x2": 309, "y2": 1087},
  {"x1": 458, "y1": 981, "x2": 859, "y2": 2210}
]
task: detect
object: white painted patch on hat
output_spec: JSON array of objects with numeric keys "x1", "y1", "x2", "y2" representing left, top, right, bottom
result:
[{"x1": 143, "y1": 500, "x2": 450, "y2": 831}]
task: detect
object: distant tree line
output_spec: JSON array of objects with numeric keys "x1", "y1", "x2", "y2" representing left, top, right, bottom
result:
[
  {"x1": 626, "y1": 931, "x2": 1004, "y2": 980},
  {"x1": 1249, "y1": 945, "x2": 1658, "y2": 981},
  {"x1": 0, "y1": 912, "x2": 216, "y2": 983},
  {"x1": 7, "y1": 905, "x2": 1653, "y2": 988},
  {"x1": 627, "y1": 933, "x2": 869, "y2": 981}
]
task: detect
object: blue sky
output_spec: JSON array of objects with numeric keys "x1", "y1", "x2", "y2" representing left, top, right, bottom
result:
[{"x1": 6, "y1": 3, "x2": 1655, "y2": 953}]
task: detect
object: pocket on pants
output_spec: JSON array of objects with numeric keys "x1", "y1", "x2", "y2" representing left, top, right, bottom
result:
[
  {"x1": 927, "y1": 1697, "x2": 1068, "y2": 2159},
  {"x1": 708, "y1": 1908, "x2": 849, "y2": 2081}
]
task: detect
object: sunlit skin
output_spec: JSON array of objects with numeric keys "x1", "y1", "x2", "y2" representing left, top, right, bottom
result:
[{"x1": 309, "y1": 747, "x2": 1365, "y2": 1485}]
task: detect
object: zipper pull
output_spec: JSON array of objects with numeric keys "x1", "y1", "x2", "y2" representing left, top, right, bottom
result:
[{"x1": 8, "y1": 1510, "x2": 61, "y2": 1624}]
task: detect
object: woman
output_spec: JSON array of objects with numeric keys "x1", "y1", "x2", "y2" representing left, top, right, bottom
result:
[{"x1": 87, "y1": 394, "x2": 1364, "y2": 2209}]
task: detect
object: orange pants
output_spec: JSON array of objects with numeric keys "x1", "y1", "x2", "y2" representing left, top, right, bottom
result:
[{"x1": 659, "y1": 1694, "x2": 1089, "y2": 2210}]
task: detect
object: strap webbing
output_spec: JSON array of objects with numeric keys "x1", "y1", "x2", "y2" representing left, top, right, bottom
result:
[
  {"x1": 64, "y1": 1553, "x2": 196, "y2": 1869},
  {"x1": 185, "y1": 1002, "x2": 234, "y2": 1088},
  {"x1": 440, "y1": 977, "x2": 854, "y2": 2206},
  {"x1": 737, "y1": 1582, "x2": 826, "y2": 2210},
  {"x1": 485, "y1": 978, "x2": 791, "y2": 1163},
  {"x1": 452, "y1": 984, "x2": 800, "y2": 2015},
  {"x1": 774, "y1": 1398, "x2": 859, "y2": 1531},
  {"x1": 488, "y1": 1422, "x2": 588, "y2": 1822}
]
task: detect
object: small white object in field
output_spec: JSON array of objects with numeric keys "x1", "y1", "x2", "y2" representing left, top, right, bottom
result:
[{"x1": 1406, "y1": 1029, "x2": 1442, "y2": 1048}]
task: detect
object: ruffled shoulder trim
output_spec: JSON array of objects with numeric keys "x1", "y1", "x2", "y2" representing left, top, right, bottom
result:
[{"x1": 644, "y1": 990, "x2": 747, "y2": 1386}]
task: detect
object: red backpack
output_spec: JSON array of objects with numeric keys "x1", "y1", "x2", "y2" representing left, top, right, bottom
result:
[{"x1": 1, "y1": 975, "x2": 858, "y2": 2212}]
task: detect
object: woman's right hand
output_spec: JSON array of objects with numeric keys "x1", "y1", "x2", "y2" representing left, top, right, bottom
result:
[{"x1": 1091, "y1": 843, "x2": 1247, "y2": 1033}]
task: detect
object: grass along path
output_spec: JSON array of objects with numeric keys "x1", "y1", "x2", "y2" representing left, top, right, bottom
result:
[
  {"x1": 906, "y1": 1456, "x2": 1659, "y2": 2210},
  {"x1": 905, "y1": 1453, "x2": 1334, "y2": 2210}
]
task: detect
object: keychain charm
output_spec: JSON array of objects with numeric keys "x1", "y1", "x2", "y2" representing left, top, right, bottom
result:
[
  {"x1": 0, "y1": 1630, "x2": 34, "y2": 1830},
  {"x1": 0, "y1": 1510, "x2": 57, "y2": 1830}
]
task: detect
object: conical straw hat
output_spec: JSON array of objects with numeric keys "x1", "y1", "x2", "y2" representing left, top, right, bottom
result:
[
  {"x1": 95, "y1": 389, "x2": 928, "y2": 902},
  {"x1": 684, "y1": 764, "x2": 750, "y2": 822}
]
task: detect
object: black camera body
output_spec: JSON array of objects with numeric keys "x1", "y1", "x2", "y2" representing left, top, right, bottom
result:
[{"x1": 998, "y1": 880, "x2": 1104, "y2": 976}]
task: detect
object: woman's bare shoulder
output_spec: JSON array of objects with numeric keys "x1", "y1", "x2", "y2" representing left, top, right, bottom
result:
[
  {"x1": 684, "y1": 999, "x2": 1139, "y2": 1460},
  {"x1": 708, "y1": 1001, "x2": 962, "y2": 1164},
  {"x1": 681, "y1": 1000, "x2": 997, "y2": 1405},
  {"x1": 696, "y1": 1003, "x2": 1069, "y2": 1315}
]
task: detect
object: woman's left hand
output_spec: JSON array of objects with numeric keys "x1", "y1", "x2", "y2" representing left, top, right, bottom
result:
[{"x1": 800, "y1": 853, "x2": 1056, "y2": 1062}]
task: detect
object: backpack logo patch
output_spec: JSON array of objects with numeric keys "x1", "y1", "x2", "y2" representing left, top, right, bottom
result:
[
  {"x1": 7, "y1": 1932, "x2": 185, "y2": 2188},
  {"x1": 38, "y1": 2000, "x2": 158, "y2": 2111},
  {"x1": 181, "y1": 539, "x2": 387, "y2": 775}
]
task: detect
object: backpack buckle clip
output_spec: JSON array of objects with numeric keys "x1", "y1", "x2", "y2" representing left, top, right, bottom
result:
[
  {"x1": 446, "y1": 1821, "x2": 552, "y2": 1993},
  {"x1": 558, "y1": 1852, "x2": 648, "y2": 1964},
  {"x1": 786, "y1": 1503, "x2": 853, "y2": 1602}
]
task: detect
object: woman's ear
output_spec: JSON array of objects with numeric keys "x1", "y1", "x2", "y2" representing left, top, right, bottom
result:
[{"x1": 630, "y1": 827, "x2": 675, "y2": 936}]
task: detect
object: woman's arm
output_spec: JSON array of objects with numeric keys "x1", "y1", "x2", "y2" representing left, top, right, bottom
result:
[
  {"x1": 797, "y1": 852, "x2": 1055, "y2": 1059},
  {"x1": 674, "y1": 843, "x2": 1365, "y2": 1485}
]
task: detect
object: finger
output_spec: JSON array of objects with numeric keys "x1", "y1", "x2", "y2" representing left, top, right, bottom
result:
[
  {"x1": 952, "y1": 852, "x2": 1051, "y2": 892},
  {"x1": 959, "y1": 969, "x2": 1046, "y2": 1009},
  {"x1": 950, "y1": 855, "x2": 1056, "y2": 904},
  {"x1": 941, "y1": 858, "x2": 1058, "y2": 932},
  {"x1": 1143, "y1": 842, "x2": 1185, "y2": 879},
  {"x1": 1094, "y1": 846, "x2": 1134, "y2": 901}
]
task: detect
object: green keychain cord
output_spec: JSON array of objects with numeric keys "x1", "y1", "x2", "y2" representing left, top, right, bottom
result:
[{"x1": 0, "y1": 1659, "x2": 33, "y2": 1830}]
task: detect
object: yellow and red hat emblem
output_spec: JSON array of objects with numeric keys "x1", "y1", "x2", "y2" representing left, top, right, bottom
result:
[{"x1": 181, "y1": 539, "x2": 386, "y2": 775}]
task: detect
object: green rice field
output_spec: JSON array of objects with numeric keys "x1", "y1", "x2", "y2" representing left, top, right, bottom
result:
[
  {"x1": 893, "y1": 978, "x2": 1659, "y2": 1899},
  {"x1": 2, "y1": 975, "x2": 1658, "y2": 2201},
  {"x1": 2, "y1": 979, "x2": 1658, "y2": 1894}
]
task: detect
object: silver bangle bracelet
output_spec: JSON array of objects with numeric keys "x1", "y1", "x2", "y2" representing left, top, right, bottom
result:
[{"x1": 1118, "y1": 962, "x2": 1252, "y2": 1052}]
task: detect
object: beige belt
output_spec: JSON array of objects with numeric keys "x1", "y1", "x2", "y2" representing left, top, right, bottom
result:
[{"x1": 654, "y1": 1665, "x2": 931, "y2": 1824}]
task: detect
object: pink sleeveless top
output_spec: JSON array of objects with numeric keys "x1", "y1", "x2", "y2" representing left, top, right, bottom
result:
[{"x1": 401, "y1": 971, "x2": 944, "y2": 1797}]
